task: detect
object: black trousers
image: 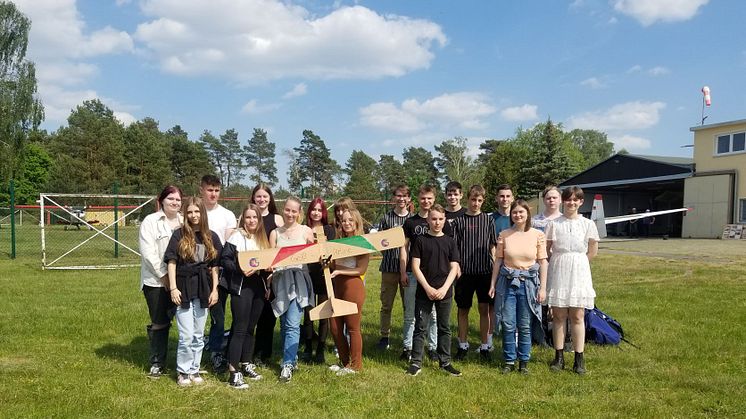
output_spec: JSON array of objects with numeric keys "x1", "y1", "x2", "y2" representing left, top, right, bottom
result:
[
  {"x1": 411, "y1": 296, "x2": 452, "y2": 367},
  {"x1": 226, "y1": 279, "x2": 265, "y2": 369},
  {"x1": 142, "y1": 285, "x2": 174, "y2": 367},
  {"x1": 253, "y1": 293, "x2": 276, "y2": 362}
]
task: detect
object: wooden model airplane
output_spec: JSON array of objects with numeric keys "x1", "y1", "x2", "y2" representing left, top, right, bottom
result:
[{"x1": 238, "y1": 226, "x2": 405, "y2": 320}]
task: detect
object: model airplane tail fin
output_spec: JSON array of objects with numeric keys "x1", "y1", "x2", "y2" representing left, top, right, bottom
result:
[{"x1": 590, "y1": 194, "x2": 608, "y2": 239}]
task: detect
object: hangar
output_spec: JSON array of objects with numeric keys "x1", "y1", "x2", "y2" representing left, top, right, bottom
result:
[{"x1": 559, "y1": 153, "x2": 694, "y2": 237}]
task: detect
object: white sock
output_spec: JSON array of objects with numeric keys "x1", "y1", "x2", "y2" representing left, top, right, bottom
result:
[
  {"x1": 459, "y1": 341, "x2": 469, "y2": 350},
  {"x1": 487, "y1": 335, "x2": 493, "y2": 348},
  {"x1": 480, "y1": 343, "x2": 490, "y2": 351}
]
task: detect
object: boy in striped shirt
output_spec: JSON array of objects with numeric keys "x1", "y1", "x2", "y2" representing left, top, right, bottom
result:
[
  {"x1": 376, "y1": 184, "x2": 413, "y2": 351},
  {"x1": 452, "y1": 185, "x2": 497, "y2": 361}
]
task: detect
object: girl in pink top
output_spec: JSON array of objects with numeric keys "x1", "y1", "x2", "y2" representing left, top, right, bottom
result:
[{"x1": 489, "y1": 199, "x2": 547, "y2": 374}]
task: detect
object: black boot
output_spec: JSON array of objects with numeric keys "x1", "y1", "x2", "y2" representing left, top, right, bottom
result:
[
  {"x1": 150, "y1": 326, "x2": 170, "y2": 367},
  {"x1": 518, "y1": 361, "x2": 529, "y2": 375},
  {"x1": 573, "y1": 352, "x2": 586, "y2": 375},
  {"x1": 299, "y1": 340, "x2": 313, "y2": 363},
  {"x1": 314, "y1": 341, "x2": 326, "y2": 364},
  {"x1": 550, "y1": 349, "x2": 565, "y2": 372}
]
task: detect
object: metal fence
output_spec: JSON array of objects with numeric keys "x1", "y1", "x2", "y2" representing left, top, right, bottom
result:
[{"x1": 1, "y1": 188, "x2": 394, "y2": 269}]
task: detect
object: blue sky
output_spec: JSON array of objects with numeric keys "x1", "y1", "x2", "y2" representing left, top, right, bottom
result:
[{"x1": 13, "y1": 0, "x2": 746, "y2": 188}]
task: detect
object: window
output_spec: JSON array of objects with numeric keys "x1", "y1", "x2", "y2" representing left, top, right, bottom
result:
[
  {"x1": 740, "y1": 198, "x2": 746, "y2": 223},
  {"x1": 715, "y1": 132, "x2": 746, "y2": 155}
]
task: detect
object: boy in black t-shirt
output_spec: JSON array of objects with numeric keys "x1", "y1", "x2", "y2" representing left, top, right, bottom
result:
[
  {"x1": 399, "y1": 185, "x2": 452, "y2": 361},
  {"x1": 407, "y1": 204, "x2": 461, "y2": 377}
]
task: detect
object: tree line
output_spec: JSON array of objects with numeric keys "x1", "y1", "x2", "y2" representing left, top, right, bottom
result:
[{"x1": 1, "y1": 1, "x2": 619, "y2": 214}]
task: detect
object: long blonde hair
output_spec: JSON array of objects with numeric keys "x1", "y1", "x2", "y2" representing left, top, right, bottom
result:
[
  {"x1": 238, "y1": 203, "x2": 270, "y2": 249},
  {"x1": 178, "y1": 196, "x2": 218, "y2": 262},
  {"x1": 335, "y1": 208, "x2": 365, "y2": 238}
]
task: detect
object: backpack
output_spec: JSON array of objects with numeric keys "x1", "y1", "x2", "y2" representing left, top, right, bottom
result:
[{"x1": 585, "y1": 307, "x2": 637, "y2": 347}]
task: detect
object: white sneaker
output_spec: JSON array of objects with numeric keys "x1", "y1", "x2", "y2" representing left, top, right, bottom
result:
[
  {"x1": 190, "y1": 373, "x2": 205, "y2": 385},
  {"x1": 335, "y1": 367, "x2": 357, "y2": 376},
  {"x1": 279, "y1": 364, "x2": 293, "y2": 382},
  {"x1": 328, "y1": 364, "x2": 342, "y2": 372},
  {"x1": 177, "y1": 373, "x2": 191, "y2": 387}
]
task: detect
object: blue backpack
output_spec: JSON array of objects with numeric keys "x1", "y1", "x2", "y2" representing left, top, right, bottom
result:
[{"x1": 585, "y1": 307, "x2": 636, "y2": 347}]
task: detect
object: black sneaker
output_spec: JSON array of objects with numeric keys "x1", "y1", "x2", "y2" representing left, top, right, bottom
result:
[
  {"x1": 454, "y1": 347, "x2": 468, "y2": 361},
  {"x1": 501, "y1": 363, "x2": 515, "y2": 374},
  {"x1": 427, "y1": 349, "x2": 438, "y2": 361},
  {"x1": 406, "y1": 364, "x2": 421, "y2": 376},
  {"x1": 228, "y1": 372, "x2": 249, "y2": 390},
  {"x1": 241, "y1": 363, "x2": 263, "y2": 381},
  {"x1": 399, "y1": 349, "x2": 412, "y2": 362},
  {"x1": 479, "y1": 349, "x2": 491, "y2": 362},
  {"x1": 376, "y1": 337, "x2": 390, "y2": 351},
  {"x1": 440, "y1": 363, "x2": 462, "y2": 377}
]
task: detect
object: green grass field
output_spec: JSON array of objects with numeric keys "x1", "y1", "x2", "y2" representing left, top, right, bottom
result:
[{"x1": 1, "y1": 239, "x2": 745, "y2": 418}]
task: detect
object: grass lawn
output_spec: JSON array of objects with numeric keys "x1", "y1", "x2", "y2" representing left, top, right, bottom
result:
[{"x1": 1, "y1": 239, "x2": 745, "y2": 418}]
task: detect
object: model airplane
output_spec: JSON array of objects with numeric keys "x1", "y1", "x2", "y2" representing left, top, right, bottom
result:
[
  {"x1": 238, "y1": 226, "x2": 405, "y2": 320},
  {"x1": 590, "y1": 194, "x2": 689, "y2": 238}
]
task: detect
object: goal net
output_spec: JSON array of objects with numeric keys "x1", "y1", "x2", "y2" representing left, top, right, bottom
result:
[{"x1": 40, "y1": 193, "x2": 155, "y2": 269}]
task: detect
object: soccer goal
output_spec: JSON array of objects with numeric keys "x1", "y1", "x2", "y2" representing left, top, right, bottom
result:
[{"x1": 40, "y1": 193, "x2": 155, "y2": 270}]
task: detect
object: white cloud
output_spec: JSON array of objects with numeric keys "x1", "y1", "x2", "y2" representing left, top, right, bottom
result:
[
  {"x1": 360, "y1": 92, "x2": 496, "y2": 133},
  {"x1": 134, "y1": 0, "x2": 447, "y2": 82},
  {"x1": 580, "y1": 77, "x2": 605, "y2": 89},
  {"x1": 566, "y1": 101, "x2": 666, "y2": 131},
  {"x1": 500, "y1": 104, "x2": 539, "y2": 122},
  {"x1": 613, "y1": 0, "x2": 710, "y2": 26},
  {"x1": 114, "y1": 111, "x2": 137, "y2": 126},
  {"x1": 360, "y1": 103, "x2": 425, "y2": 133},
  {"x1": 283, "y1": 83, "x2": 308, "y2": 99},
  {"x1": 610, "y1": 134, "x2": 652, "y2": 150},
  {"x1": 13, "y1": 0, "x2": 135, "y2": 126},
  {"x1": 627, "y1": 64, "x2": 642, "y2": 73},
  {"x1": 14, "y1": 0, "x2": 133, "y2": 61},
  {"x1": 241, "y1": 99, "x2": 281, "y2": 114},
  {"x1": 648, "y1": 66, "x2": 670, "y2": 76},
  {"x1": 38, "y1": 84, "x2": 138, "y2": 125}
]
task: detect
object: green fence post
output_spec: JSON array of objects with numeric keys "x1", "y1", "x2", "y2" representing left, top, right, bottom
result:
[
  {"x1": 113, "y1": 182, "x2": 119, "y2": 258},
  {"x1": 10, "y1": 179, "x2": 16, "y2": 259}
]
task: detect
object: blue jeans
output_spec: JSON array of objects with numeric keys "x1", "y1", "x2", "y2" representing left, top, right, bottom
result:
[
  {"x1": 175, "y1": 298, "x2": 208, "y2": 374},
  {"x1": 501, "y1": 281, "x2": 532, "y2": 363},
  {"x1": 402, "y1": 272, "x2": 437, "y2": 350},
  {"x1": 279, "y1": 299, "x2": 303, "y2": 367},
  {"x1": 207, "y1": 285, "x2": 228, "y2": 354}
]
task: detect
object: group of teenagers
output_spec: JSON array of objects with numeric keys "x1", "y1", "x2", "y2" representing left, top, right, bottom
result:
[{"x1": 138, "y1": 175, "x2": 599, "y2": 389}]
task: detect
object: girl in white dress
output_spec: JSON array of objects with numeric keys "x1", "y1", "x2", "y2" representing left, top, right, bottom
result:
[{"x1": 545, "y1": 186, "x2": 599, "y2": 375}]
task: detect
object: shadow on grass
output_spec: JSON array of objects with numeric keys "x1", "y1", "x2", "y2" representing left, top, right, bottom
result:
[{"x1": 94, "y1": 335, "x2": 171, "y2": 372}]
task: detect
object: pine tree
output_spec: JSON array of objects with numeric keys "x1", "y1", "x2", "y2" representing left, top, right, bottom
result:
[
  {"x1": 47, "y1": 99, "x2": 125, "y2": 193},
  {"x1": 293, "y1": 130, "x2": 340, "y2": 197},
  {"x1": 243, "y1": 128, "x2": 278, "y2": 186},
  {"x1": 165, "y1": 125, "x2": 215, "y2": 193},
  {"x1": 402, "y1": 146, "x2": 438, "y2": 188},
  {"x1": 343, "y1": 150, "x2": 380, "y2": 222},
  {"x1": 519, "y1": 119, "x2": 578, "y2": 198},
  {"x1": 122, "y1": 117, "x2": 172, "y2": 194},
  {"x1": 219, "y1": 128, "x2": 245, "y2": 188},
  {"x1": 377, "y1": 154, "x2": 406, "y2": 198}
]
